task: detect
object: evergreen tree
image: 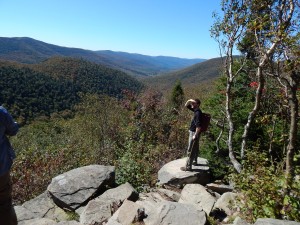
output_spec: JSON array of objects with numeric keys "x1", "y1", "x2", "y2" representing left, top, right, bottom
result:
[{"x1": 170, "y1": 80, "x2": 184, "y2": 109}]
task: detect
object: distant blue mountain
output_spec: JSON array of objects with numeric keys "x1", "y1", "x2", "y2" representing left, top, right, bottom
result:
[{"x1": 0, "y1": 37, "x2": 206, "y2": 76}]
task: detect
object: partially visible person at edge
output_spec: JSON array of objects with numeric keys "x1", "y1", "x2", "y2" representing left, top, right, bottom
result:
[
  {"x1": 182, "y1": 98, "x2": 202, "y2": 171},
  {"x1": 0, "y1": 106, "x2": 19, "y2": 225}
]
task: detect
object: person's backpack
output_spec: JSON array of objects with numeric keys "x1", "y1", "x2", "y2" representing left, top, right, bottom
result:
[{"x1": 200, "y1": 113, "x2": 211, "y2": 132}]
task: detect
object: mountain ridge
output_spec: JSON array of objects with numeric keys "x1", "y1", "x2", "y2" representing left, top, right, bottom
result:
[
  {"x1": 142, "y1": 57, "x2": 224, "y2": 90},
  {"x1": 0, "y1": 37, "x2": 206, "y2": 77}
]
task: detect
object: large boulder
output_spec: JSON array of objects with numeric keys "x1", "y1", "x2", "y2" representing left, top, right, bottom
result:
[
  {"x1": 255, "y1": 218, "x2": 300, "y2": 225},
  {"x1": 80, "y1": 182, "x2": 138, "y2": 225},
  {"x1": 157, "y1": 157, "x2": 211, "y2": 187},
  {"x1": 142, "y1": 201, "x2": 207, "y2": 225},
  {"x1": 106, "y1": 200, "x2": 141, "y2": 225},
  {"x1": 47, "y1": 165, "x2": 115, "y2": 211},
  {"x1": 179, "y1": 184, "x2": 216, "y2": 215},
  {"x1": 16, "y1": 192, "x2": 69, "y2": 223},
  {"x1": 213, "y1": 192, "x2": 238, "y2": 216}
]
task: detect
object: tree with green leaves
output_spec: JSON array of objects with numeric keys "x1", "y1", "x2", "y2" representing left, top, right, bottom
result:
[
  {"x1": 211, "y1": 0, "x2": 300, "y2": 220},
  {"x1": 170, "y1": 80, "x2": 185, "y2": 110}
]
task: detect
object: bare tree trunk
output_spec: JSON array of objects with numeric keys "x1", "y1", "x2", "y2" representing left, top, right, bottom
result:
[
  {"x1": 284, "y1": 75, "x2": 298, "y2": 195},
  {"x1": 241, "y1": 66, "x2": 265, "y2": 158},
  {"x1": 268, "y1": 116, "x2": 277, "y2": 160},
  {"x1": 225, "y1": 55, "x2": 242, "y2": 173}
]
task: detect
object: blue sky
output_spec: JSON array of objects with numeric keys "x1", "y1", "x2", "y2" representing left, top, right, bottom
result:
[{"x1": 0, "y1": 0, "x2": 222, "y2": 59}]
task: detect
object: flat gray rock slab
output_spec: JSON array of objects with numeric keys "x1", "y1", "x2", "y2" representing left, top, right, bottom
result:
[
  {"x1": 157, "y1": 157, "x2": 211, "y2": 187},
  {"x1": 47, "y1": 165, "x2": 115, "y2": 210},
  {"x1": 80, "y1": 200, "x2": 112, "y2": 225},
  {"x1": 255, "y1": 218, "x2": 300, "y2": 225},
  {"x1": 14, "y1": 206, "x2": 36, "y2": 222},
  {"x1": 80, "y1": 182, "x2": 138, "y2": 225},
  {"x1": 19, "y1": 218, "x2": 56, "y2": 225},
  {"x1": 20, "y1": 192, "x2": 69, "y2": 222},
  {"x1": 106, "y1": 200, "x2": 140, "y2": 225},
  {"x1": 179, "y1": 183, "x2": 216, "y2": 215},
  {"x1": 142, "y1": 201, "x2": 206, "y2": 225}
]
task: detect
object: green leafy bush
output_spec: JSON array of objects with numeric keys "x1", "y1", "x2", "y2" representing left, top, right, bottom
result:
[
  {"x1": 115, "y1": 140, "x2": 152, "y2": 192},
  {"x1": 231, "y1": 148, "x2": 300, "y2": 222}
]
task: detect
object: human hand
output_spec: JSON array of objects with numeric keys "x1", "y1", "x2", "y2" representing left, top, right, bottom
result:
[{"x1": 185, "y1": 99, "x2": 196, "y2": 106}]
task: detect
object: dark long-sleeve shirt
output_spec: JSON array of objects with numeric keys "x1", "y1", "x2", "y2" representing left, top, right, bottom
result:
[
  {"x1": 187, "y1": 105, "x2": 202, "y2": 132},
  {"x1": 0, "y1": 106, "x2": 19, "y2": 176}
]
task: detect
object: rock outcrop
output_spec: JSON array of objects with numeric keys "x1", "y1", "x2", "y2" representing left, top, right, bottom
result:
[
  {"x1": 15, "y1": 159, "x2": 300, "y2": 225},
  {"x1": 179, "y1": 183, "x2": 216, "y2": 215},
  {"x1": 47, "y1": 165, "x2": 115, "y2": 211},
  {"x1": 79, "y1": 182, "x2": 138, "y2": 225},
  {"x1": 157, "y1": 157, "x2": 211, "y2": 187},
  {"x1": 143, "y1": 201, "x2": 207, "y2": 225}
]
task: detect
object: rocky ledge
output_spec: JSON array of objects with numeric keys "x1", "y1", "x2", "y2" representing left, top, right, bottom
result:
[{"x1": 15, "y1": 159, "x2": 300, "y2": 225}]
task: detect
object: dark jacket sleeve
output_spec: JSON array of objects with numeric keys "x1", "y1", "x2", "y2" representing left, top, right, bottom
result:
[
  {"x1": 0, "y1": 107, "x2": 19, "y2": 136},
  {"x1": 187, "y1": 105, "x2": 194, "y2": 112}
]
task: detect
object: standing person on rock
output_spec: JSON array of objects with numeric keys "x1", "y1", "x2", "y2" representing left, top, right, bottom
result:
[
  {"x1": 181, "y1": 98, "x2": 202, "y2": 171},
  {"x1": 0, "y1": 106, "x2": 19, "y2": 225}
]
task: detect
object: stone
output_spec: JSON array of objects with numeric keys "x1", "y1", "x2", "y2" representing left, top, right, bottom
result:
[
  {"x1": 56, "y1": 221, "x2": 83, "y2": 225},
  {"x1": 206, "y1": 182, "x2": 234, "y2": 194},
  {"x1": 106, "y1": 200, "x2": 140, "y2": 225},
  {"x1": 80, "y1": 200, "x2": 112, "y2": 225},
  {"x1": 19, "y1": 218, "x2": 56, "y2": 225},
  {"x1": 23, "y1": 192, "x2": 69, "y2": 222},
  {"x1": 47, "y1": 165, "x2": 115, "y2": 210},
  {"x1": 80, "y1": 182, "x2": 138, "y2": 225},
  {"x1": 157, "y1": 157, "x2": 211, "y2": 187},
  {"x1": 139, "y1": 192, "x2": 167, "y2": 203},
  {"x1": 14, "y1": 206, "x2": 36, "y2": 223},
  {"x1": 179, "y1": 183, "x2": 216, "y2": 215},
  {"x1": 255, "y1": 218, "x2": 300, "y2": 225},
  {"x1": 135, "y1": 199, "x2": 161, "y2": 218},
  {"x1": 157, "y1": 188, "x2": 181, "y2": 202},
  {"x1": 213, "y1": 192, "x2": 238, "y2": 216},
  {"x1": 142, "y1": 201, "x2": 206, "y2": 225},
  {"x1": 97, "y1": 182, "x2": 138, "y2": 202},
  {"x1": 233, "y1": 217, "x2": 250, "y2": 225}
]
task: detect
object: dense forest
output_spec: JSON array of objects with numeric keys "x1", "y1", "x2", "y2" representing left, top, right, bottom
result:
[
  {"x1": 1, "y1": 0, "x2": 299, "y2": 223},
  {"x1": 143, "y1": 57, "x2": 224, "y2": 90},
  {"x1": 0, "y1": 57, "x2": 142, "y2": 124}
]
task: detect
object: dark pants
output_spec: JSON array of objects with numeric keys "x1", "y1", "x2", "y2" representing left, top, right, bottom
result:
[
  {"x1": 0, "y1": 172, "x2": 17, "y2": 225},
  {"x1": 186, "y1": 131, "x2": 200, "y2": 169}
]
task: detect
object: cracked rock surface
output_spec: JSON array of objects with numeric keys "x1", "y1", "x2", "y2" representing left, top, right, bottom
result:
[
  {"x1": 47, "y1": 165, "x2": 115, "y2": 210},
  {"x1": 143, "y1": 201, "x2": 206, "y2": 225}
]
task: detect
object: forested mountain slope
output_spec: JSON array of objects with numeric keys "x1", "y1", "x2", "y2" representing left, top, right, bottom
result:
[
  {"x1": 142, "y1": 57, "x2": 224, "y2": 90},
  {"x1": 0, "y1": 37, "x2": 205, "y2": 76},
  {"x1": 0, "y1": 57, "x2": 143, "y2": 123}
]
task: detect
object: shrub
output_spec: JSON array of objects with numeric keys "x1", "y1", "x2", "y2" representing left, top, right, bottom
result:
[{"x1": 231, "y1": 147, "x2": 300, "y2": 222}]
